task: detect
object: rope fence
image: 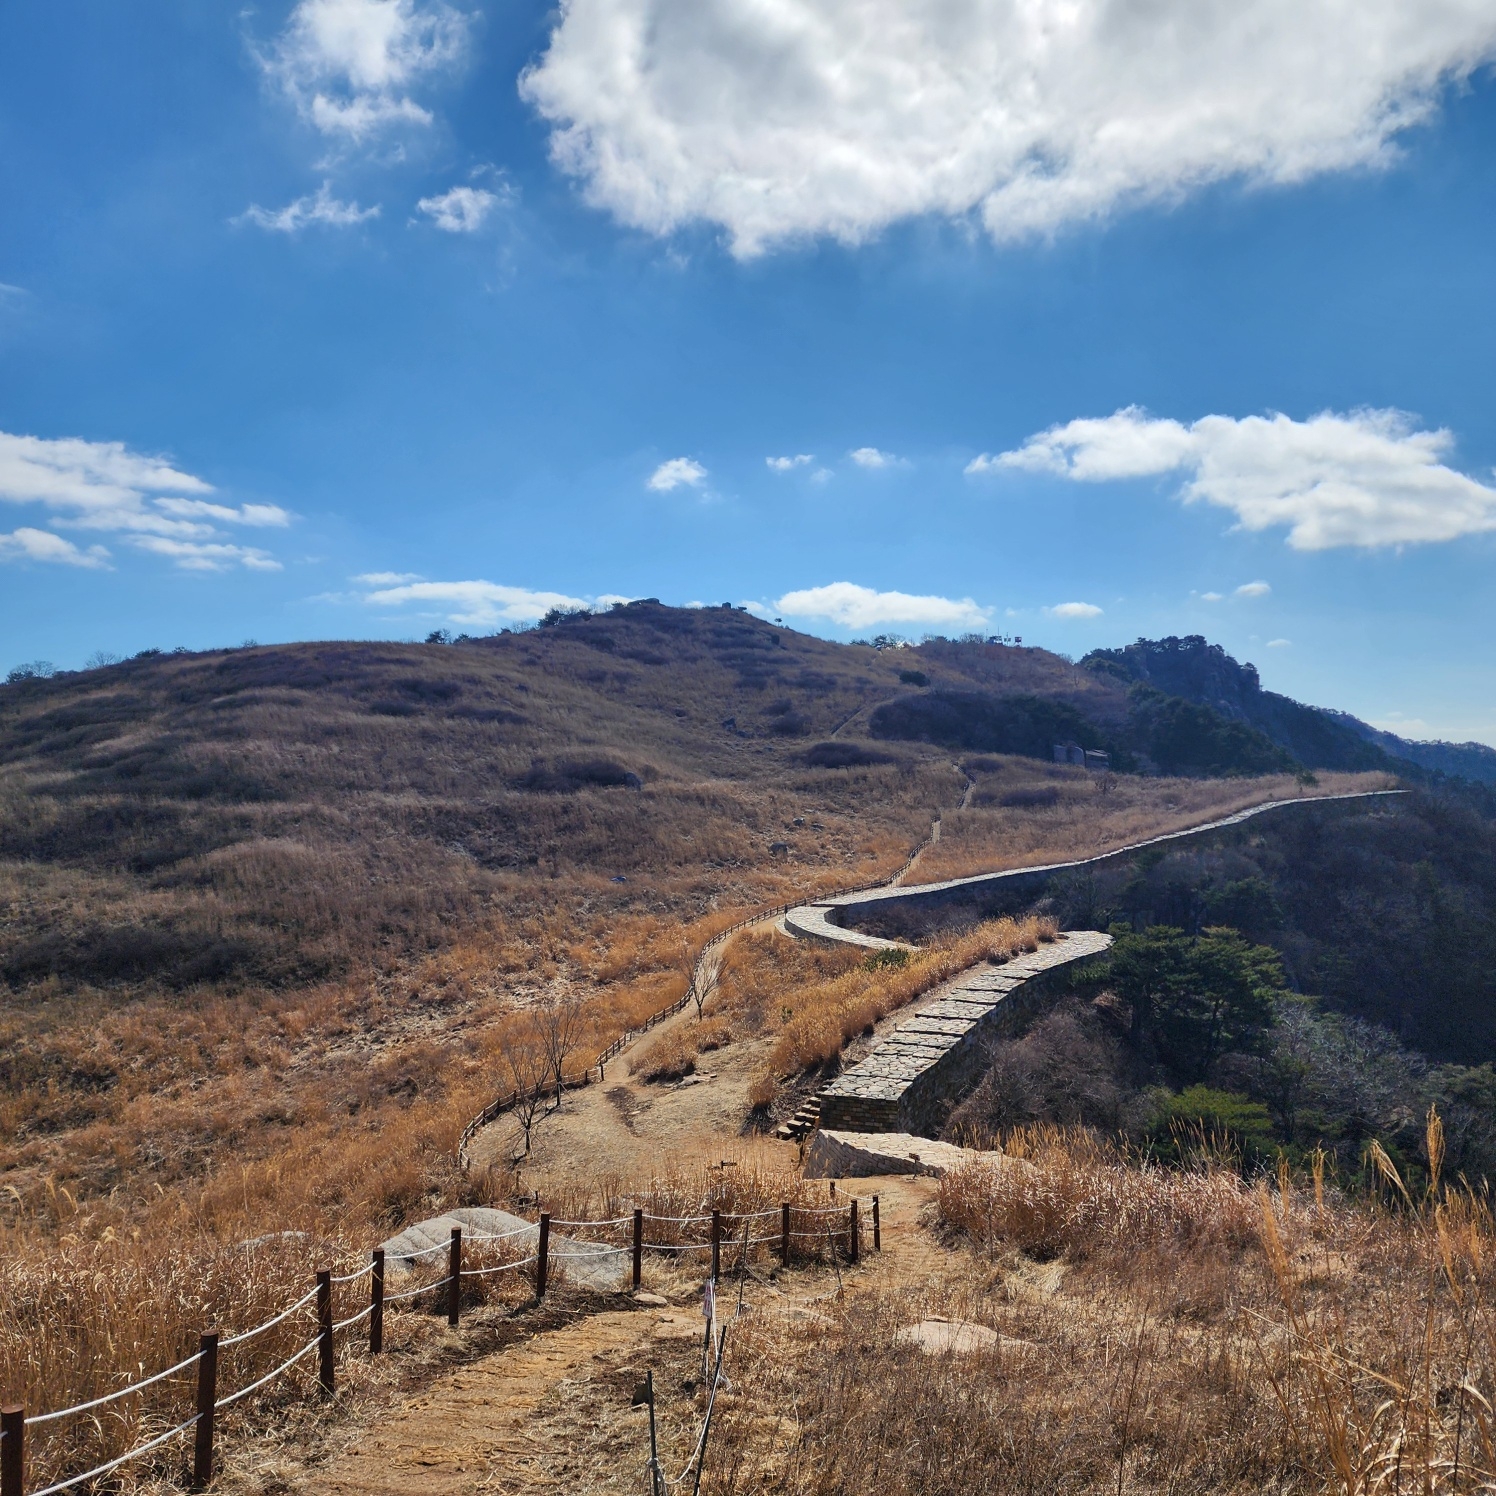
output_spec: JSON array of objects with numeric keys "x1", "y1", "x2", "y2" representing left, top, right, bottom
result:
[{"x1": 1, "y1": 1193, "x2": 881, "y2": 1496}]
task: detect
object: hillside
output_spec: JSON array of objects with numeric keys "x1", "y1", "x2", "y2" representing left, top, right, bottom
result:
[
  {"x1": 1085, "y1": 634, "x2": 1496, "y2": 783},
  {"x1": 0, "y1": 605, "x2": 1395, "y2": 1226}
]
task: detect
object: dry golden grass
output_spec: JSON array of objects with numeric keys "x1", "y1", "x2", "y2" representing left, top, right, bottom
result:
[
  {"x1": 914, "y1": 764, "x2": 1395, "y2": 884},
  {"x1": 717, "y1": 916, "x2": 1055, "y2": 1102},
  {"x1": 704, "y1": 1116, "x2": 1496, "y2": 1496}
]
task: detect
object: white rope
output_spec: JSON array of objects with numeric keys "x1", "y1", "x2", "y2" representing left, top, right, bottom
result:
[
  {"x1": 460, "y1": 1224, "x2": 535, "y2": 1244},
  {"x1": 548, "y1": 1215, "x2": 633, "y2": 1229},
  {"x1": 331, "y1": 1260, "x2": 376, "y2": 1284},
  {"x1": 26, "y1": 1415, "x2": 199, "y2": 1496},
  {"x1": 333, "y1": 1303, "x2": 374, "y2": 1332},
  {"x1": 391, "y1": 1239, "x2": 453, "y2": 1262},
  {"x1": 23, "y1": 1349, "x2": 203, "y2": 1426},
  {"x1": 214, "y1": 1335, "x2": 322, "y2": 1411},
  {"x1": 640, "y1": 1240, "x2": 713, "y2": 1254},
  {"x1": 383, "y1": 1274, "x2": 452, "y2": 1304},
  {"x1": 219, "y1": 1282, "x2": 321, "y2": 1348},
  {"x1": 642, "y1": 1212, "x2": 714, "y2": 1225},
  {"x1": 464, "y1": 1255, "x2": 537, "y2": 1278},
  {"x1": 547, "y1": 1245, "x2": 626, "y2": 1260}
]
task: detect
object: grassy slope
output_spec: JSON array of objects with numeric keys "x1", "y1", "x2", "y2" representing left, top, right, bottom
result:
[{"x1": 0, "y1": 605, "x2": 1380, "y2": 1228}]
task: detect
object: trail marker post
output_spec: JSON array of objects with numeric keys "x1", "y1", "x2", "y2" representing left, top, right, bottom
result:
[
  {"x1": 192, "y1": 1332, "x2": 218, "y2": 1489},
  {"x1": 849, "y1": 1200, "x2": 860, "y2": 1264},
  {"x1": 536, "y1": 1214, "x2": 550, "y2": 1298},
  {"x1": 632, "y1": 1209, "x2": 643, "y2": 1290},
  {"x1": 1, "y1": 1405, "x2": 24, "y2": 1496},
  {"x1": 316, "y1": 1271, "x2": 335, "y2": 1395},
  {"x1": 780, "y1": 1203, "x2": 791, "y2": 1266},
  {"x1": 872, "y1": 1195, "x2": 881, "y2": 1252},
  {"x1": 711, "y1": 1211, "x2": 722, "y2": 1282},
  {"x1": 370, "y1": 1249, "x2": 385, "y2": 1354},
  {"x1": 447, "y1": 1228, "x2": 462, "y2": 1327}
]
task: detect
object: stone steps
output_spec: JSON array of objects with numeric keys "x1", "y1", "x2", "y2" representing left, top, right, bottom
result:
[{"x1": 773, "y1": 1095, "x2": 822, "y2": 1141}]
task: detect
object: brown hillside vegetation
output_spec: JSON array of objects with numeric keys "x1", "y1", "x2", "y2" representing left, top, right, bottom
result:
[
  {"x1": 0, "y1": 603, "x2": 1383, "y2": 1230},
  {"x1": 0, "y1": 605, "x2": 1400, "y2": 1486}
]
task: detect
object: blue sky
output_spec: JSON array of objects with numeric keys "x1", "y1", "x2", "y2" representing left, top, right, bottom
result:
[{"x1": 2, "y1": 0, "x2": 1495, "y2": 743}]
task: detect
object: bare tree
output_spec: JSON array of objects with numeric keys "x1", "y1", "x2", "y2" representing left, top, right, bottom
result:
[
  {"x1": 495, "y1": 1013, "x2": 552, "y2": 1159},
  {"x1": 538, "y1": 991, "x2": 587, "y2": 1105}
]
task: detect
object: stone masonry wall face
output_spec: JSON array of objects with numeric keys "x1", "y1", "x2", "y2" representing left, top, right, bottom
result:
[{"x1": 815, "y1": 930, "x2": 1112, "y2": 1137}]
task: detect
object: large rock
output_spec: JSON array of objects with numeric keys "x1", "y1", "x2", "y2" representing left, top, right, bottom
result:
[
  {"x1": 803, "y1": 1129, "x2": 977, "y2": 1179},
  {"x1": 380, "y1": 1206, "x2": 629, "y2": 1292}
]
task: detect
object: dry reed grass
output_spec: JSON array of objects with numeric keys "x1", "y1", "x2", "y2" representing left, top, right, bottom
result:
[{"x1": 730, "y1": 916, "x2": 1055, "y2": 1101}]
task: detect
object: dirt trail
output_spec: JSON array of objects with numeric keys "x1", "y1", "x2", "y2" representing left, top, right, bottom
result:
[
  {"x1": 295, "y1": 1176, "x2": 940, "y2": 1496},
  {"x1": 468, "y1": 910, "x2": 796, "y2": 1187}
]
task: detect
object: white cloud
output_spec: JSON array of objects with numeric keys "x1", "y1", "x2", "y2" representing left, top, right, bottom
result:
[
  {"x1": 775, "y1": 581, "x2": 989, "y2": 631},
  {"x1": 134, "y1": 538, "x2": 283, "y2": 572},
  {"x1": 266, "y1": 0, "x2": 469, "y2": 141},
  {"x1": 849, "y1": 447, "x2": 904, "y2": 470},
  {"x1": 1235, "y1": 579, "x2": 1272, "y2": 597},
  {"x1": 239, "y1": 182, "x2": 381, "y2": 232},
  {"x1": 354, "y1": 570, "x2": 423, "y2": 584},
  {"x1": 1199, "y1": 591, "x2": 1224, "y2": 602},
  {"x1": 0, "y1": 528, "x2": 110, "y2": 568},
  {"x1": 767, "y1": 454, "x2": 814, "y2": 472},
  {"x1": 1046, "y1": 601, "x2": 1103, "y2": 619},
  {"x1": 0, "y1": 430, "x2": 289, "y2": 570},
  {"x1": 362, "y1": 579, "x2": 589, "y2": 626},
  {"x1": 417, "y1": 184, "x2": 503, "y2": 232},
  {"x1": 519, "y1": 0, "x2": 1496, "y2": 256},
  {"x1": 647, "y1": 457, "x2": 708, "y2": 492},
  {"x1": 1267, "y1": 637, "x2": 1292, "y2": 647},
  {"x1": 991, "y1": 406, "x2": 1496, "y2": 550}
]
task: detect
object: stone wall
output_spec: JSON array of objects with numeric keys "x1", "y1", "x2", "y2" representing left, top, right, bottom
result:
[{"x1": 817, "y1": 930, "x2": 1112, "y2": 1136}]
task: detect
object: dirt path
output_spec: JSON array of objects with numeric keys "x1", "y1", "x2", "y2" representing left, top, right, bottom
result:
[
  {"x1": 467, "y1": 910, "x2": 798, "y2": 1188},
  {"x1": 293, "y1": 1176, "x2": 941, "y2": 1496}
]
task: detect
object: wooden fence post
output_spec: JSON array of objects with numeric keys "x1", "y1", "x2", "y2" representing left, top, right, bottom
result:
[
  {"x1": 536, "y1": 1214, "x2": 550, "y2": 1298},
  {"x1": 781, "y1": 1203, "x2": 791, "y2": 1267},
  {"x1": 447, "y1": 1228, "x2": 462, "y2": 1328},
  {"x1": 191, "y1": 1332, "x2": 218, "y2": 1490},
  {"x1": 872, "y1": 1195, "x2": 881, "y2": 1253},
  {"x1": 849, "y1": 1200, "x2": 860, "y2": 1264},
  {"x1": 711, "y1": 1211, "x2": 721, "y2": 1281},
  {"x1": 370, "y1": 1249, "x2": 384, "y2": 1355},
  {"x1": 1, "y1": 1405, "x2": 24, "y2": 1496},
  {"x1": 632, "y1": 1208, "x2": 643, "y2": 1291},
  {"x1": 316, "y1": 1270, "x2": 335, "y2": 1395}
]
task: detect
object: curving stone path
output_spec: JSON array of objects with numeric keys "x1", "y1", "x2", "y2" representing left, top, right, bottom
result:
[{"x1": 785, "y1": 789, "x2": 1403, "y2": 950}]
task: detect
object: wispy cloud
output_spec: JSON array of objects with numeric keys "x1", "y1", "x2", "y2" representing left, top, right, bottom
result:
[
  {"x1": 0, "y1": 430, "x2": 288, "y2": 571},
  {"x1": 264, "y1": 0, "x2": 470, "y2": 143},
  {"x1": 238, "y1": 182, "x2": 381, "y2": 232},
  {"x1": 989, "y1": 406, "x2": 1496, "y2": 550},
  {"x1": 775, "y1": 581, "x2": 989, "y2": 631},
  {"x1": 361, "y1": 578, "x2": 589, "y2": 626},
  {"x1": 1267, "y1": 637, "x2": 1292, "y2": 647},
  {"x1": 0, "y1": 527, "x2": 110, "y2": 568},
  {"x1": 1235, "y1": 579, "x2": 1272, "y2": 598},
  {"x1": 766, "y1": 454, "x2": 814, "y2": 473},
  {"x1": 354, "y1": 570, "x2": 422, "y2": 584},
  {"x1": 647, "y1": 457, "x2": 708, "y2": 492},
  {"x1": 1046, "y1": 601, "x2": 1103, "y2": 619},
  {"x1": 417, "y1": 183, "x2": 504, "y2": 232}
]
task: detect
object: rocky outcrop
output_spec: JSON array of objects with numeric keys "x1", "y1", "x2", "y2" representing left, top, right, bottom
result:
[{"x1": 803, "y1": 1129, "x2": 978, "y2": 1178}]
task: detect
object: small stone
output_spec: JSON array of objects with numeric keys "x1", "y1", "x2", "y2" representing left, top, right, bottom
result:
[{"x1": 633, "y1": 1291, "x2": 669, "y2": 1307}]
